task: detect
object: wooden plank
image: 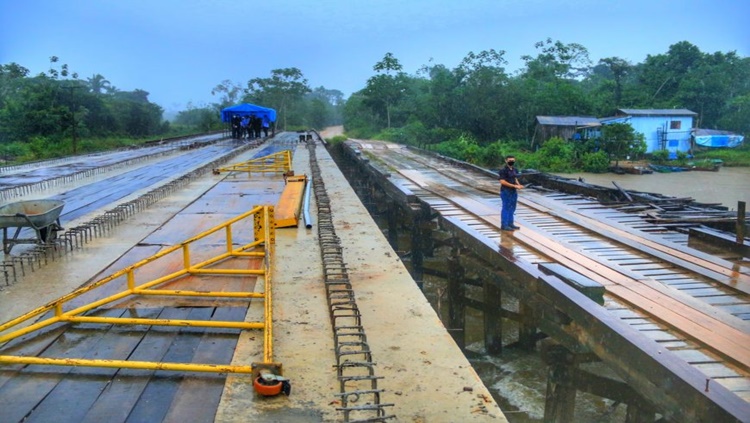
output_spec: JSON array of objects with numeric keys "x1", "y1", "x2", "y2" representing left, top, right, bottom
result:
[
  {"x1": 0, "y1": 308, "x2": 129, "y2": 423},
  {"x1": 275, "y1": 175, "x2": 306, "y2": 228},
  {"x1": 21, "y1": 308, "x2": 161, "y2": 423},
  {"x1": 123, "y1": 307, "x2": 215, "y2": 423},
  {"x1": 538, "y1": 263, "x2": 605, "y2": 305},
  {"x1": 80, "y1": 307, "x2": 193, "y2": 423},
  {"x1": 692, "y1": 363, "x2": 742, "y2": 378},
  {"x1": 713, "y1": 377, "x2": 750, "y2": 392},
  {"x1": 161, "y1": 307, "x2": 246, "y2": 422},
  {"x1": 516, "y1": 229, "x2": 750, "y2": 367},
  {"x1": 522, "y1": 193, "x2": 750, "y2": 293},
  {"x1": 668, "y1": 349, "x2": 719, "y2": 364},
  {"x1": 0, "y1": 324, "x2": 67, "y2": 391},
  {"x1": 514, "y1": 226, "x2": 750, "y2": 339}
]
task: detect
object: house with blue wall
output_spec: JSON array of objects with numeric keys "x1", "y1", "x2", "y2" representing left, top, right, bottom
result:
[{"x1": 600, "y1": 109, "x2": 697, "y2": 154}]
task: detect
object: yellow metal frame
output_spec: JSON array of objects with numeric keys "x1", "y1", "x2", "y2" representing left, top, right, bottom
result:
[
  {"x1": 0, "y1": 205, "x2": 277, "y2": 375},
  {"x1": 214, "y1": 150, "x2": 292, "y2": 174}
]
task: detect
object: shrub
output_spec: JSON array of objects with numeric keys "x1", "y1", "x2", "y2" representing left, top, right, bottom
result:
[
  {"x1": 478, "y1": 142, "x2": 505, "y2": 168},
  {"x1": 581, "y1": 151, "x2": 610, "y2": 173},
  {"x1": 326, "y1": 135, "x2": 348, "y2": 145},
  {"x1": 536, "y1": 137, "x2": 575, "y2": 172},
  {"x1": 651, "y1": 149, "x2": 669, "y2": 164}
]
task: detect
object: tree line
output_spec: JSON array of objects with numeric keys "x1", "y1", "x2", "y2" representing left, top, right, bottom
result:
[
  {"x1": 342, "y1": 40, "x2": 750, "y2": 170},
  {"x1": 184, "y1": 69, "x2": 344, "y2": 132},
  {"x1": 0, "y1": 57, "x2": 167, "y2": 161},
  {"x1": 3, "y1": 40, "x2": 746, "y2": 169},
  {"x1": 0, "y1": 58, "x2": 345, "y2": 163}
]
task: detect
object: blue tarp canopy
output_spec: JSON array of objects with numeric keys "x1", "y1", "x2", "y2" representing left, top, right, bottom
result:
[{"x1": 221, "y1": 103, "x2": 277, "y2": 123}]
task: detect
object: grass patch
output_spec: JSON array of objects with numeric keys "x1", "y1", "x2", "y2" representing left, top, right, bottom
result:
[{"x1": 692, "y1": 144, "x2": 750, "y2": 166}]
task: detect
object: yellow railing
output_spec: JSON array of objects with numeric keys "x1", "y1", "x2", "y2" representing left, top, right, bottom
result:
[
  {"x1": 0, "y1": 205, "x2": 276, "y2": 376},
  {"x1": 213, "y1": 150, "x2": 292, "y2": 174}
]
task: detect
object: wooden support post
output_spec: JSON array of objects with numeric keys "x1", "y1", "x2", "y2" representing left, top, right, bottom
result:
[
  {"x1": 543, "y1": 343, "x2": 577, "y2": 423},
  {"x1": 544, "y1": 364, "x2": 577, "y2": 422},
  {"x1": 483, "y1": 279, "x2": 503, "y2": 354},
  {"x1": 737, "y1": 201, "x2": 746, "y2": 244},
  {"x1": 518, "y1": 302, "x2": 537, "y2": 350},
  {"x1": 447, "y1": 242, "x2": 465, "y2": 350},
  {"x1": 411, "y1": 214, "x2": 424, "y2": 289},
  {"x1": 626, "y1": 405, "x2": 654, "y2": 422},
  {"x1": 387, "y1": 199, "x2": 399, "y2": 250}
]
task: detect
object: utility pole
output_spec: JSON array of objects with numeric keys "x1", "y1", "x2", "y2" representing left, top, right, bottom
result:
[{"x1": 63, "y1": 84, "x2": 81, "y2": 154}]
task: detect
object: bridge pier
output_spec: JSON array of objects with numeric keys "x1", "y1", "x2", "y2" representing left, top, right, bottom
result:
[
  {"x1": 483, "y1": 278, "x2": 503, "y2": 354},
  {"x1": 518, "y1": 302, "x2": 538, "y2": 350},
  {"x1": 386, "y1": 198, "x2": 399, "y2": 249},
  {"x1": 540, "y1": 341, "x2": 658, "y2": 423},
  {"x1": 447, "y1": 240, "x2": 466, "y2": 350},
  {"x1": 409, "y1": 205, "x2": 431, "y2": 289}
]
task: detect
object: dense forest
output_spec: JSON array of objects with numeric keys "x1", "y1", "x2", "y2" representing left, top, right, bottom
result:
[
  {"x1": 341, "y1": 40, "x2": 749, "y2": 168},
  {"x1": 0, "y1": 58, "x2": 344, "y2": 162},
  {"x1": 0, "y1": 57, "x2": 168, "y2": 160},
  {"x1": 2, "y1": 40, "x2": 747, "y2": 169}
]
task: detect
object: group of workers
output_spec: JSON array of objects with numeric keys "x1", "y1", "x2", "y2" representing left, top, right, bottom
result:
[{"x1": 230, "y1": 114, "x2": 271, "y2": 140}]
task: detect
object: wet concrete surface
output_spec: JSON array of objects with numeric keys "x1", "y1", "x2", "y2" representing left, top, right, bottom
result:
[{"x1": 0, "y1": 133, "x2": 505, "y2": 421}]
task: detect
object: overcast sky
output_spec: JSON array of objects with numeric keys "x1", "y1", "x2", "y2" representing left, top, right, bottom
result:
[{"x1": 2, "y1": 0, "x2": 747, "y2": 114}]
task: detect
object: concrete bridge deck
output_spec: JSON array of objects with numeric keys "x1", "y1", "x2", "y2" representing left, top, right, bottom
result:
[{"x1": 0, "y1": 134, "x2": 504, "y2": 422}]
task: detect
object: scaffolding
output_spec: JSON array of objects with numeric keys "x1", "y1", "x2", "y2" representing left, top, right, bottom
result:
[
  {"x1": 0, "y1": 205, "x2": 277, "y2": 376},
  {"x1": 213, "y1": 150, "x2": 292, "y2": 175}
]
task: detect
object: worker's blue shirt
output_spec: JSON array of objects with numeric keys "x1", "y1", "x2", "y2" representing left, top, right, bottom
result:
[{"x1": 498, "y1": 165, "x2": 518, "y2": 191}]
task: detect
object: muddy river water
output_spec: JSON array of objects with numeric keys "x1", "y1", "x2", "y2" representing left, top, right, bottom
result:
[{"x1": 553, "y1": 166, "x2": 750, "y2": 210}]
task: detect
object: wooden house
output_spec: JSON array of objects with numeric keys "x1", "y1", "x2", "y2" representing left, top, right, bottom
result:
[{"x1": 531, "y1": 116, "x2": 601, "y2": 148}]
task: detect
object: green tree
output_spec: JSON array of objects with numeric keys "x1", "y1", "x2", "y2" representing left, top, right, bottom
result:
[
  {"x1": 521, "y1": 38, "x2": 591, "y2": 81},
  {"x1": 211, "y1": 80, "x2": 243, "y2": 109},
  {"x1": 174, "y1": 104, "x2": 220, "y2": 132},
  {"x1": 364, "y1": 53, "x2": 407, "y2": 129},
  {"x1": 414, "y1": 63, "x2": 460, "y2": 130},
  {"x1": 598, "y1": 57, "x2": 631, "y2": 107},
  {"x1": 87, "y1": 74, "x2": 111, "y2": 94},
  {"x1": 306, "y1": 86, "x2": 345, "y2": 127},
  {"x1": 638, "y1": 41, "x2": 703, "y2": 105},
  {"x1": 601, "y1": 122, "x2": 645, "y2": 167},
  {"x1": 719, "y1": 94, "x2": 750, "y2": 134},
  {"x1": 453, "y1": 49, "x2": 511, "y2": 142},
  {"x1": 245, "y1": 68, "x2": 311, "y2": 131}
]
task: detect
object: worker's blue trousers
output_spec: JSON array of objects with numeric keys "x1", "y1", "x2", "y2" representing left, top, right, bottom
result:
[{"x1": 500, "y1": 189, "x2": 517, "y2": 228}]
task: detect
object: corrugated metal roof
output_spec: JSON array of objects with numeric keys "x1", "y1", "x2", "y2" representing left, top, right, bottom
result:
[
  {"x1": 693, "y1": 128, "x2": 737, "y2": 136},
  {"x1": 617, "y1": 108, "x2": 697, "y2": 116},
  {"x1": 536, "y1": 116, "x2": 601, "y2": 126},
  {"x1": 599, "y1": 116, "x2": 629, "y2": 123}
]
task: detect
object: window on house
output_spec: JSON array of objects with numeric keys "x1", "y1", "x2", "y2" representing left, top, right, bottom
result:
[{"x1": 670, "y1": 121, "x2": 681, "y2": 130}]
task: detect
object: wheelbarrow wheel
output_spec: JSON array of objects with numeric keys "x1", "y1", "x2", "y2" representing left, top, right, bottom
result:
[
  {"x1": 2, "y1": 228, "x2": 11, "y2": 254},
  {"x1": 40, "y1": 226, "x2": 58, "y2": 243}
]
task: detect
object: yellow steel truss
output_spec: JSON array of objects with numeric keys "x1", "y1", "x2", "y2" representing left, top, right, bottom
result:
[
  {"x1": 213, "y1": 150, "x2": 292, "y2": 174},
  {"x1": 0, "y1": 205, "x2": 277, "y2": 375}
]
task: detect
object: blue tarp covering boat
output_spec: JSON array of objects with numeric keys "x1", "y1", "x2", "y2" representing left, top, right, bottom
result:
[{"x1": 693, "y1": 128, "x2": 744, "y2": 148}]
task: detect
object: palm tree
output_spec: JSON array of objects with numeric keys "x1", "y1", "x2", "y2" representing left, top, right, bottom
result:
[{"x1": 87, "y1": 73, "x2": 111, "y2": 94}]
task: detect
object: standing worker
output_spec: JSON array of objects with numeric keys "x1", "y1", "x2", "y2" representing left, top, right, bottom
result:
[
  {"x1": 262, "y1": 116, "x2": 270, "y2": 138},
  {"x1": 498, "y1": 155, "x2": 523, "y2": 231}
]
